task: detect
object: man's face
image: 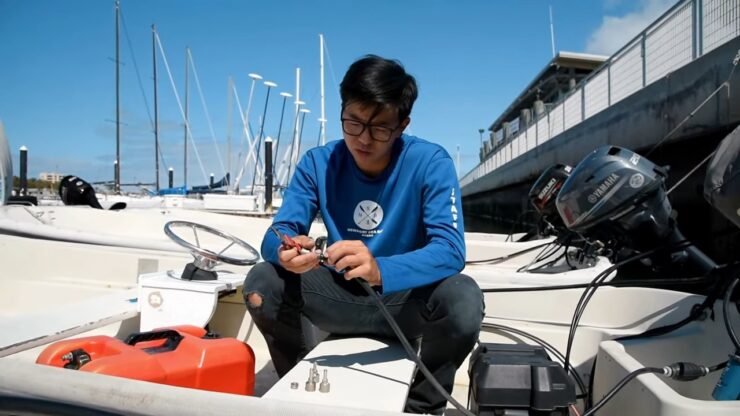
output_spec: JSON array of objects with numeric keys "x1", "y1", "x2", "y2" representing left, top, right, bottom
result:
[{"x1": 341, "y1": 102, "x2": 409, "y2": 177}]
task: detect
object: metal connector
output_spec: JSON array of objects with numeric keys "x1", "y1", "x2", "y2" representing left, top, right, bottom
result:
[
  {"x1": 305, "y1": 366, "x2": 317, "y2": 392},
  {"x1": 319, "y1": 369, "x2": 330, "y2": 393},
  {"x1": 312, "y1": 362, "x2": 320, "y2": 383}
]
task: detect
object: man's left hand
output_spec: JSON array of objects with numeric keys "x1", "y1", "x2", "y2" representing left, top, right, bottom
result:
[{"x1": 324, "y1": 240, "x2": 382, "y2": 286}]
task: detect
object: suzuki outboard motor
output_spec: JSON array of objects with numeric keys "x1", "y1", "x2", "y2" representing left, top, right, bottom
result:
[
  {"x1": 705, "y1": 126, "x2": 740, "y2": 229},
  {"x1": 59, "y1": 175, "x2": 104, "y2": 209},
  {"x1": 556, "y1": 146, "x2": 715, "y2": 275},
  {"x1": 529, "y1": 164, "x2": 572, "y2": 236}
]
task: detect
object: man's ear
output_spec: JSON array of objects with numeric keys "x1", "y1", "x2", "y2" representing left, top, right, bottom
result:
[{"x1": 400, "y1": 117, "x2": 411, "y2": 132}]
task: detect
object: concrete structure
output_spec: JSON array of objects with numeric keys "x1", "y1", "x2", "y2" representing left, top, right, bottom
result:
[{"x1": 481, "y1": 52, "x2": 607, "y2": 161}]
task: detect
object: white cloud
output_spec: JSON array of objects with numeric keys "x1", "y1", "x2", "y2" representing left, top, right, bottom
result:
[{"x1": 586, "y1": 0, "x2": 675, "y2": 55}]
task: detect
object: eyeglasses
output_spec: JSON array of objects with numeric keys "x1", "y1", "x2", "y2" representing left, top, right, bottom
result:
[{"x1": 341, "y1": 118, "x2": 401, "y2": 142}]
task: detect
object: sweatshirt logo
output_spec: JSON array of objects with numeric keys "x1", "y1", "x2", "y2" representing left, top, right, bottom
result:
[{"x1": 353, "y1": 200, "x2": 384, "y2": 231}]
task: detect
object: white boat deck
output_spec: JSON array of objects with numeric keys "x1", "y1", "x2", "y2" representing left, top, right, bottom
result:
[
  {"x1": 265, "y1": 337, "x2": 416, "y2": 412},
  {"x1": 0, "y1": 288, "x2": 139, "y2": 358}
]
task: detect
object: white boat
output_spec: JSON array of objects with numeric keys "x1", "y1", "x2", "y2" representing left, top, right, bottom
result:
[
  {"x1": 0, "y1": 230, "x2": 736, "y2": 415},
  {"x1": 1, "y1": 67, "x2": 739, "y2": 416}
]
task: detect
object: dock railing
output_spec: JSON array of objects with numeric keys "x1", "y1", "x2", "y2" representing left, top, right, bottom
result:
[{"x1": 462, "y1": 0, "x2": 739, "y2": 188}]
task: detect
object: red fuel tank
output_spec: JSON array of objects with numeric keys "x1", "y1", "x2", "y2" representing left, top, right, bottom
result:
[{"x1": 36, "y1": 325, "x2": 255, "y2": 395}]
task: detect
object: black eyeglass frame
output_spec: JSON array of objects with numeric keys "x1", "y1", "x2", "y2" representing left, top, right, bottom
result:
[{"x1": 340, "y1": 117, "x2": 403, "y2": 143}]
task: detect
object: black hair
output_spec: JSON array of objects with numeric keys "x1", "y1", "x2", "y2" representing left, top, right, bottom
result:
[{"x1": 340, "y1": 55, "x2": 418, "y2": 122}]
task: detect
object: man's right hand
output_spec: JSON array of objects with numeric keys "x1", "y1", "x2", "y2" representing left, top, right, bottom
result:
[{"x1": 278, "y1": 235, "x2": 320, "y2": 274}]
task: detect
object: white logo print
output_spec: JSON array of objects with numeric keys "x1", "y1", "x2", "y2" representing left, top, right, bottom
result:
[
  {"x1": 629, "y1": 173, "x2": 645, "y2": 189},
  {"x1": 353, "y1": 200, "x2": 384, "y2": 231},
  {"x1": 450, "y1": 187, "x2": 458, "y2": 229}
]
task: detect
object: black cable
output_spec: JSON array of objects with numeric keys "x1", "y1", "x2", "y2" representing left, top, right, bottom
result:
[
  {"x1": 524, "y1": 249, "x2": 566, "y2": 272},
  {"x1": 617, "y1": 261, "x2": 738, "y2": 342},
  {"x1": 465, "y1": 241, "x2": 553, "y2": 265},
  {"x1": 584, "y1": 361, "x2": 726, "y2": 415},
  {"x1": 723, "y1": 276, "x2": 740, "y2": 351},
  {"x1": 582, "y1": 367, "x2": 663, "y2": 416},
  {"x1": 480, "y1": 275, "x2": 710, "y2": 293},
  {"x1": 356, "y1": 279, "x2": 475, "y2": 416},
  {"x1": 520, "y1": 233, "x2": 588, "y2": 272},
  {"x1": 709, "y1": 361, "x2": 728, "y2": 372},
  {"x1": 505, "y1": 209, "x2": 536, "y2": 242},
  {"x1": 516, "y1": 241, "x2": 564, "y2": 273},
  {"x1": 520, "y1": 241, "x2": 565, "y2": 272},
  {"x1": 481, "y1": 322, "x2": 587, "y2": 397},
  {"x1": 563, "y1": 240, "x2": 694, "y2": 376}
]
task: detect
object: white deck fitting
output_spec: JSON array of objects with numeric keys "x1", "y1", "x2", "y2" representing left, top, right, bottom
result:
[
  {"x1": 138, "y1": 271, "x2": 245, "y2": 331},
  {"x1": 0, "y1": 288, "x2": 138, "y2": 357},
  {"x1": 264, "y1": 337, "x2": 416, "y2": 412}
]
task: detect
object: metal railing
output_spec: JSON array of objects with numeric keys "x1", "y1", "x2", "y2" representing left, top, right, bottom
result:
[{"x1": 463, "y1": 0, "x2": 739, "y2": 188}]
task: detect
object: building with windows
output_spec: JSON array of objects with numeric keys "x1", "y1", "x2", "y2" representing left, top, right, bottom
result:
[{"x1": 38, "y1": 172, "x2": 64, "y2": 183}]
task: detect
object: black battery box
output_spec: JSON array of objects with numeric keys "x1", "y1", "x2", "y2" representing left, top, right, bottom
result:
[{"x1": 468, "y1": 343, "x2": 576, "y2": 415}]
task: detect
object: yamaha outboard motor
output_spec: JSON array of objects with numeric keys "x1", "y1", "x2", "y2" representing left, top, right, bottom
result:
[
  {"x1": 529, "y1": 164, "x2": 572, "y2": 236},
  {"x1": 556, "y1": 146, "x2": 715, "y2": 276},
  {"x1": 59, "y1": 175, "x2": 104, "y2": 209}
]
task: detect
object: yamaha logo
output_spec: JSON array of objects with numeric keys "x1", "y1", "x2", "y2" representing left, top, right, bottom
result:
[
  {"x1": 629, "y1": 173, "x2": 645, "y2": 188},
  {"x1": 587, "y1": 173, "x2": 620, "y2": 204}
]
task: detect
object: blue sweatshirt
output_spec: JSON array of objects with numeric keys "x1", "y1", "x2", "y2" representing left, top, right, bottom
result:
[{"x1": 262, "y1": 135, "x2": 465, "y2": 293}]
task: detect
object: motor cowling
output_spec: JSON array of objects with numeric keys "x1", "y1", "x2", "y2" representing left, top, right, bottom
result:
[
  {"x1": 529, "y1": 164, "x2": 572, "y2": 217},
  {"x1": 555, "y1": 146, "x2": 668, "y2": 236},
  {"x1": 527, "y1": 164, "x2": 572, "y2": 238},
  {"x1": 59, "y1": 175, "x2": 103, "y2": 209},
  {"x1": 704, "y1": 125, "x2": 740, "y2": 229}
]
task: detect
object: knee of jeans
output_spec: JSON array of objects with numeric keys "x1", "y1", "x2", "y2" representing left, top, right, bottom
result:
[
  {"x1": 245, "y1": 291, "x2": 264, "y2": 308},
  {"x1": 435, "y1": 275, "x2": 484, "y2": 337},
  {"x1": 242, "y1": 262, "x2": 280, "y2": 309}
]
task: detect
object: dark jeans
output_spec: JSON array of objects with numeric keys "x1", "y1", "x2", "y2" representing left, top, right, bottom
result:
[{"x1": 242, "y1": 262, "x2": 484, "y2": 414}]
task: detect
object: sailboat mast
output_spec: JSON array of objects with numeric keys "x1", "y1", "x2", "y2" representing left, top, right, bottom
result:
[
  {"x1": 319, "y1": 34, "x2": 326, "y2": 146},
  {"x1": 227, "y1": 76, "x2": 233, "y2": 189},
  {"x1": 183, "y1": 46, "x2": 189, "y2": 189},
  {"x1": 287, "y1": 69, "x2": 301, "y2": 182},
  {"x1": 114, "y1": 0, "x2": 121, "y2": 193},
  {"x1": 152, "y1": 24, "x2": 160, "y2": 192}
]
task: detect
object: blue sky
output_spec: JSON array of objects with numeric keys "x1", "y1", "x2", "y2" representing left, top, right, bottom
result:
[{"x1": 0, "y1": 0, "x2": 675, "y2": 187}]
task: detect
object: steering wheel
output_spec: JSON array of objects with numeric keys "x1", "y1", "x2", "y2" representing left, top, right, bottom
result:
[{"x1": 163, "y1": 220, "x2": 260, "y2": 270}]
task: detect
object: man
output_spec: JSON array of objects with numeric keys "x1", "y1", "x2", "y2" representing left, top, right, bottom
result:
[{"x1": 243, "y1": 55, "x2": 484, "y2": 414}]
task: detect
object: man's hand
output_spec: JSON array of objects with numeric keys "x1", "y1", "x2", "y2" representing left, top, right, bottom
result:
[
  {"x1": 325, "y1": 240, "x2": 382, "y2": 286},
  {"x1": 278, "y1": 235, "x2": 319, "y2": 274}
]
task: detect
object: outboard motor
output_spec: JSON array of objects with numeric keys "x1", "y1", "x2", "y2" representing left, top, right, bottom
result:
[
  {"x1": 59, "y1": 175, "x2": 104, "y2": 209},
  {"x1": 528, "y1": 164, "x2": 572, "y2": 236},
  {"x1": 556, "y1": 146, "x2": 715, "y2": 276},
  {"x1": 704, "y1": 126, "x2": 740, "y2": 229}
]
